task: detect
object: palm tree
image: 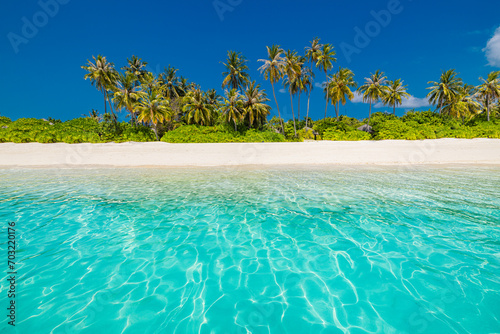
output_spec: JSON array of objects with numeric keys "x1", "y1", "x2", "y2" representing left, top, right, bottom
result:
[
  {"x1": 325, "y1": 74, "x2": 340, "y2": 118},
  {"x1": 140, "y1": 72, "x2": 161, "y2": 94},
  {"x1": 357, "y1": 70, "x2": 388, "y2": 123},
  {"x1": 179, "y1": 76, "x2": 192, "y2": 93},
  {"x1": 242, "y1": 81, "x2": 271, "y2": 129},
  {"x1": 222, "y1": 51, "x2": 250, "y2": 91},
  {"x1": 294, "y1": 59, "x2": 309, "y2": 121},
  {"x1": 82, "y1": 55, "x2": 118, "y2": 121},
  {"x1": 258, "y1": 45, "x2": 285, "y2": 133},
  {"x1": 84, "y1": 109, "x2": 101, "y2": 122},
  {"x1": 135, "y1": 87, "x2": 171, "y2": 141},
  {"x1": 113, "y1": 72, "x2": 142, "y2": 124},
  {"x1": 443, "y1": 84, "x2": 481, "y2": 122},
  {"x1": 283, "y1": 50, "x2": 301, "y2": 137},
  {"x1": 222, "y1": 88, "x2": 244, "y2": 130},
  {"x1": 316, "y1": 44, "x2": 337, "y2": 119},
  {"x1": 304, "y1": 37, "x2": 323, "y2": 126},
  {"x1": 160, "y1": 66, "x2": 184, "y2": 100},
  {"x1": 183, "y1": 89, "x2": 214, "y2": 126},
  {"x1": 206, "y1": 89, "x2": 222, "y2": 122},
  {"x1": 382, "y1": 79, "x2": 410, "y2": 115},
  {"x1": 122, "y1": 55, "x2": 148, "y2": 79},
  {"x1": 206, "y1": 89, "x2": 221, "y2": 106},
  {"x1": 327, "y1": 67, "x2": 357, "y2": 120},
  {"x1": 477, "y1": 71, "x2": 500, "y2": 121},
  {"x1": 427, "y1": 69, "x2": 463, "y2": 115},
  {"x1": 301, "y1": 67, "x2": 314, "y2": 127}
]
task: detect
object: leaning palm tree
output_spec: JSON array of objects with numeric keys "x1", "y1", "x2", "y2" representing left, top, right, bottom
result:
[
  {"x1": 283, "y1": 50, "x2": 301, "y2": 137},
  {"x1": 113, "y1": 72, "x2": 142, "y2": 124},
  {"x1": 427, "y1": 69, "x2": 463, "y2": 115},
  {"x1": 222, "y1": 51, "x2": 250, "y2": 91},
  {"x1": 183, "y1": 89, "x2": 214, "y2": 126},
  {"x1": 242, "y1": 81, "x2": 271, "y2": 129},
  {"x1": 222, "y1": 88, "x2": 244, "y2": 130},
  {"x1": 382, "y1": 79, "x2": 410, "y2": 115},
  {"x1": 357, "y1": 70, "x2": 388, "y2": 123},
  {"x1": 82, "y1": 55, "x2": 118, "y2": 120},
  {"x1": 316, "y1": 44, "x2": 337, "y2": 119},
  {"x1": 258, "y1": 45, "x2": 285, "y2": 133},
  {"x1": 304, "y1": 37, "x2": 323, "y2": 125},
  {"x1": 135, "y1": 87, "x2": 171, "y2": 141},
  {"x1": 327, "y1": 67, "x2": 357, "y2": 120},
  {"x1": 476, "y1": 71, "x2": 500, "y2": 121}
]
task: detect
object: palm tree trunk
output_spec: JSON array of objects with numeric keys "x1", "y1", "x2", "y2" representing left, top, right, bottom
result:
[
  {"x1": 298, "y1": 93, "x2": 301, "y2": 122},
  {"x1": 306, "y1": 63, "x2": 313, "y2": 128},
  {"x1": 153, "y1": 123, "x2": 159, "y2": 141},
  {"x1": 234, "y1": 120, "x2": 237, "y2": 131},
  {"x1": 368, "y1": 100, "x2": 372, "y2": 124},
  {"x1": 128, "y1": 108, "x2": 136, "y2": 125},
  {"x1": 290, "y1": 91, "x2": 297, "y2": 137},
  {"x1": 337, "y1": 101, "x2": 340, "y2": 121},
  {"x1": 393, "y1": 104, "x2": 396, "y2": 115},
  {"x1": 439, "y1": 98, "x2": 443, "y2": 115},
  {"x1": 106, "y1": 91, "x2": 117, "y2": 125},
  {"x1": 334, "y1": 102, "x2": 338, "y2": 121},
  {"x1": 306, "y1": 88, "x2": 311, "y2": 128},
  {"x1": 102, "y1": 88, "x2": 107, "y2": 115},
  {"x1": 271, "y1": 82, "x2": 284, "y2": 134},
  {"x1": 487, "y1": 98, "x2": 490, "y2": 121},
  {"x1": 324, "y1": 71, "x2": 328, "y2": 119}
]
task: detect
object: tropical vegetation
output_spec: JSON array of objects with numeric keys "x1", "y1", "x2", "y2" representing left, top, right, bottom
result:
[{"x1": 2, "y1": 38, "x2": 500, "y2": 143}]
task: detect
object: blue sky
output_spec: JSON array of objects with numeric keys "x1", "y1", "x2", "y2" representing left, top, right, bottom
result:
[{"x1": 1, "y1": 0, "x2": 500, "y2": 121}]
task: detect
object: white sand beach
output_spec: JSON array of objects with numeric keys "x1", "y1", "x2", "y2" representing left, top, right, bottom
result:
[{"x1": 0, "y1": 139, "x2": 499, "y2": 167}]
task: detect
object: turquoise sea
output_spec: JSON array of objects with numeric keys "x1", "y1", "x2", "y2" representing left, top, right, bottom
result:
[{"x1": 0, "y1": 167, "x2": 499, "y2": 334}]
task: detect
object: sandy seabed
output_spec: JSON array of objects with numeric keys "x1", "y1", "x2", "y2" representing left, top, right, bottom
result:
[{"x1": 0, "y1": 139, "x2": 499, "y2": 168}]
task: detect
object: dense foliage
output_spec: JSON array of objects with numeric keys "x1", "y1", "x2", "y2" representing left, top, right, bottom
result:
[
  {"x1": 0, "y1": 117, "x2": 155, "y2": 143},
  {"x1": 2, "y1": 109, "x2": 499, "y2": 144},
  {"x1": 161, "y1": 125, "x2": 285, "y2": 143}
]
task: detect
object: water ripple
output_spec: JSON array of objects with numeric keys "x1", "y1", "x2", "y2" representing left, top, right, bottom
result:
[{"x1": 0, "y1": 166, "x2": 499, "y2": 333}]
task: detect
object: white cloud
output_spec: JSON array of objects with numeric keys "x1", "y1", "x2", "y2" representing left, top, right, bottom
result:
[
  {"x1": 314, "y1": 82, "x2": 325, "y2": 88},
  {"x1": 351, "y1": 93, "x2": 429, "y2": 109},
  {"x1": 279, "y1": 88, "x2": 286, "y2": 94},
  {"x1": 373, "y1": 95, "x2": 430, "y2": 109},
  {"x1": 351, "y1": 91, "x2": 364, "y2": 103},
  {"x1": 484, "y1": 26, "x2": 500, "y2": 67}
]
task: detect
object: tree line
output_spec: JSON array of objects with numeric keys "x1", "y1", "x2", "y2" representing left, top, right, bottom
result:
[{"x1": 81, "y1": 38, "x2": 500, "y2": 140}]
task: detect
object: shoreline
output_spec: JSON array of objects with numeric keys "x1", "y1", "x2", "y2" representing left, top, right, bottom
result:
[{"x1": 1, "y1": 139, "x2": 500, "y2": 168}]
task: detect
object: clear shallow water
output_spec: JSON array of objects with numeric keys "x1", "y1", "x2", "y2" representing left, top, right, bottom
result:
[{"x1": 0, "y1": 166, "x2": 499, "y2": 334}]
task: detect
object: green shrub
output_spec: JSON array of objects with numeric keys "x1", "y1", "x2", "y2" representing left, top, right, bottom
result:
[
  {"x1": 0, "y1": 116, "x2": 12, "y2": 126},
  {"x1": 1, "y1": 112, "x2": 499, "y2": 143},
  {"x1": 243, "y1": 129, "x2": 285, "y2": 142},
  {"x1": 297, "y1": 128, "x2": 316, "y2": 140},
  {"x1": 373, "y1": 119, "x2": 421, "y2": 140},
  {"x1": 323, "y1": 129, "x2": 371, "y2": 141},
  {"x1": 312, "y1": 118, "x2": 338, "y2": 136},
  {"x1": 161, "y1": 125, "x2": 286, "y2": 143}
]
